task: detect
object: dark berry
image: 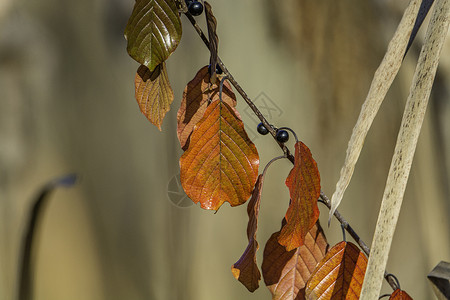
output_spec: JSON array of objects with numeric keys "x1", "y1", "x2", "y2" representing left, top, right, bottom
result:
[
  {"x1": 276, "y1": 130, "x2": 289, "y2": 143},
  {"x1": 257, "y1": 123, "x2": 269, "y2": 135},
  {"x1": 188, "y1": 1, "x2": 203, "y2": 16},
  {"x1": 208, "y1": 64, "x2": 223, "y2": 75}
]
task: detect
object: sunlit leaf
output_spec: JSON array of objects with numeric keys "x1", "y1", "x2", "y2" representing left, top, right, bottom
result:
[
  {"x1": 262, "y1": 221, "x2": 329, "y2": 300},
  {"x1": 390, "y1": 289, "x2": 413, "y2": 299},
  {"x1": 278, "y1": 142, "x2": 321, "y2": 251},
  {"x1": 125, "y1": 0, "x2": 182, "y2": 71},
  {"x1": 231, "y1": 175, "x2": 264, "y2": 292},
  {"x1": 177, "y1": 66, "x2": 236, "y2": 150},
  {"x1": 305, "y1": 241, "x2": 367, "y2": 299},
  {"x1": 180, "y1": 100, "x2": 259, "y2": 210},
  {"x1": 135, "y1": 63, "x2": 173, "y2": 130}
]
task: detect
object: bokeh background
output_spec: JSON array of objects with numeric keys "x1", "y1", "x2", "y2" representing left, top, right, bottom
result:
[{"x1": 1, "y1": 0, "x2": 449, "y2": 299}]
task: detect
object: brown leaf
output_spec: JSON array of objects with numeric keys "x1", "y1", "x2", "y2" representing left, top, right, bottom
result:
[
  {"x1": 231, "y1": 175, "x2": 264, "y2": 292},
  {"x1": 305, "y1": 241, "x2": 367, "y2": 300},
  {"x1": 135, "y1": 63, "x2": 173, "y2": 130},
  {"x1": 389, "y1": 289, "x2": 413, "y2": 299},
  {"x1": 177, "y1": 66, "x2": 236, "y2": 150},
  {"x1": 180, "y1": 100, "x2": 259, "y2": 210},
  {"x1": 262, "y1": 221, "x2": 329, "y2": 300},
  {"x1": 278, "y1": 142, "x2": 321, "y2": 251},
  {"x1": 204, "y1": 1, "x2": 219, "y2": 84}
]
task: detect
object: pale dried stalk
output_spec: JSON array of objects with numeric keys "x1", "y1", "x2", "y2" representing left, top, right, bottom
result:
[
  {"x1": 360, "y1": 0, "x2": 450, "y2": 298},
  {"x1": 329, "y1": 0, "x2": 421, "y2": 221}
]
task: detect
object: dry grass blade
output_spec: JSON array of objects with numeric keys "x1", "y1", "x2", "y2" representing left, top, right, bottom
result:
[
  {"x1": 329, "y1": 0, "x2": 421, "y2": 221},
  {"x1": 360, "y1": 0, "x2": 450, "y2": 298}
]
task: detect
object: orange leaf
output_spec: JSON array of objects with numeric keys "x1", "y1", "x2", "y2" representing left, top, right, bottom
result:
[
  {"x1": 305, "y1": 241, "x2": 367, "y2": 299},
  {"x1": 180, "y1": 100, "x2": 259, "y2": 210},
  {"x1": 135, "y1": 63, "x2": 174, "y2": 130},
  {"x1": 262, "y1": 221, "x2": 329, "y2": 300},
  {"x1": 278, "y1": 142, "x2": 321, "y2": 251},
  {"x1": 231, "y1": 175, "x2": 264, "y2": 292},
  {"x1": 390, "y1": 289, "x2": 413, "y2": 299},
  {"x1": 177, "y1": 66, "x2": 236, "y2": 150}
]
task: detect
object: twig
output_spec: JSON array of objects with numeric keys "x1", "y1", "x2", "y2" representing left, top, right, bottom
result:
[{"x1": 183, "y1": 11, "x2": 398, "y2": 292}]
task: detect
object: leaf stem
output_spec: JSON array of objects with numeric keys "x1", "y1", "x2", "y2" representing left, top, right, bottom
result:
[{"x1": 183, "y1": 10, "x2": 398, "y2": 292}]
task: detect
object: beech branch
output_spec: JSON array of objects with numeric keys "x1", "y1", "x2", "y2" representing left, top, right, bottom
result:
[{"x1": 183, "y1": 10, "x2": 399, "y2": 291}]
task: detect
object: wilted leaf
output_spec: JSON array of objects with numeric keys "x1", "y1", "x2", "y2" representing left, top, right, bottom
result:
[
  {"x1": 389, "y1": 289, "x2": 413, "y2": 299},
  {"x1": 262, "y1": 221, "x2": 329, "y2": 300},
  {"x1": 231, "y1": 175, "x2": 264, "y2": 292},
  {"x1": 177, "y1": 66, "x2": 236, "y2": 150},
  {"x1": 180, "y1": 100, "x2": 259, "y2": 210},
  {"x1": 125, "y1": 0, "x2": 182, "y2": 71},
  {"x1": 305, "y1": 241, "x2": 367, "y2": 300},
  {"x1": 204, "y1": 2, "x2": 219, "y2": 84},
  {"x1": 278, "y1": 142, "x2": 321, "y2": 251},
  {"x1": 135, "y1": 63, "x2": 174, "y2": 130}
]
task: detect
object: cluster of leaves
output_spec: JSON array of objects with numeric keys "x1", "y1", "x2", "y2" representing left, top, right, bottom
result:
[{"x1": 124, "y1": 1, "x2": 414, "y2": 299}]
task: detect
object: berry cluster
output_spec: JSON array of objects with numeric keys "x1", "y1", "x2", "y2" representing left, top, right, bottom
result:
[{"x1": 257, "y1": 123, "x2": 289, "y2": 143}]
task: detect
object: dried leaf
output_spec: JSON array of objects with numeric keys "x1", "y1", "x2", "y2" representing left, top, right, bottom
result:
[
  {"x1": 231, "y1": 175, "x2": 264, "y2": 292},
  {"x1": 278, "y1": 142, "x2": 321, "y2": 251},
  {"x1": 262, "y1": 222, "x2": 329, "y2": 300},
  {"x1": 125, "y1": 0, "x2": 182, "y2": 71},
  {"x1": 389, "y1": 289, "x2": 413, "y2": 300},
  {"x1": 305, "y1": 241, "x2": 367, "y2": 300},
  {"x1": 177, "y1": 66, "x2": 236, "y2": 150},
  {"x1": 204, "y1": 1, "x2": 219, "y2": 83},
  {"x1": 135, "y1": 63, "x2": 174, "y2": 130},
  {"x1": 180, "y1": 100, "x2": 259, "y2": 210}
]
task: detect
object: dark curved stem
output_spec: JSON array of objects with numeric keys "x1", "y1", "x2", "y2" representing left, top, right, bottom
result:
[
  {"x1": 183, "y1": 11, "x2": 398, "y2": 292},
  {"x1": 18, "y1": 174, "x2": 77, "y2": 300}
]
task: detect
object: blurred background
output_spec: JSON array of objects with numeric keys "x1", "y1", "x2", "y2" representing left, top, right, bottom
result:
[{"x1": 0, "y1": 0, "x2": 449, "y2": 299}]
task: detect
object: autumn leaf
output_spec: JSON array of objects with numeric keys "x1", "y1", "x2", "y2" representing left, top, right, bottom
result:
[
  {"x1": 262, "y1": 221, "x2": 328, "y2": 300},
  {"x1": 180, "y1": 100, "x2": 259, "y2": 210},
  {"x1": 135, "y1": 63, "x2": 173, "y2": 130},
  {"x1": 305, "y1": 241, "x2": 367, "y2": 300},
  {"x1": 278, "y1": 142, "x2": 321, "y2": 251},
  {"x1": 389, "y1": 289, "x2": 413, "y2": 300},
  {"x1": 231, "y1": 175, "x2": 264, "y2": 292},
  {"x1": 124, "y1": 0, "x2": 182, "y2": 71},
  {"x1": 177, "y1": 66, "x2": 236, "y2": 150}
]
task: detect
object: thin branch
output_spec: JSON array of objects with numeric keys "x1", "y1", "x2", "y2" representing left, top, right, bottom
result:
[{"x1": 183, "y1": 10, "x2": 398, "y2": 292}]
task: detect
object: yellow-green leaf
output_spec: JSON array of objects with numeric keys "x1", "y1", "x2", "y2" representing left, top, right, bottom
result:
[{"x1": 135, "y1": 63, "x2": 174, "y2": 130}]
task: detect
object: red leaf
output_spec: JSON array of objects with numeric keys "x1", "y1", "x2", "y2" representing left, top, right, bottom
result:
[
  {"x1": 390, "y1": 289, "x2": 413, "y2": 299},
  {"x1": 231, "y1": 175, "x2": 264, "y2": 292},
  {"x1": 180, "y1": 100, "x2": 259, "y2": 210},
  {"x1": 278, "y1": 142, "x2": 321, "y2": 251},
  {"x1": 262, "y1": 221, "x2": 329, "y2": 300},
  {"x1": 135, "y1": 63, "x2": 174, "y2": 130},
  {"x1": 177, "y1": 66, "x2": 236, "y2": 150},
  {"x1": 305, "y1": 241, "x2": 367, "y2": 299}
]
